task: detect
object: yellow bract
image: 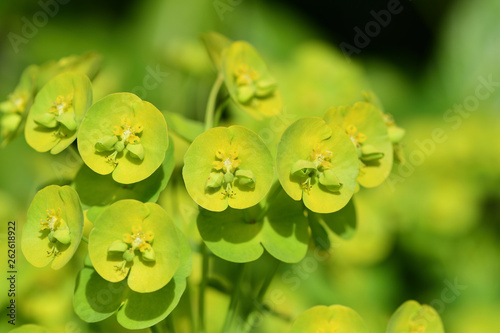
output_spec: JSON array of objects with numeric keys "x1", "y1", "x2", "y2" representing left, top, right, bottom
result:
[
  {"x1": 310, "y1": 143, "x2": 333, "y2": 170},
  {"x1": 346, "y1": 124, "x2": 367, "y2": 147},
  {"x1": 234, "y1": 64, "x2": 260, "y2": 86},
  {"x1": 123, "y1": 225, "x2": 154, "y2": 253},
  {"x1": 213, "y1": 148, "x2": 241, "y2": 174},
  {"x1": 113, "y1": 118, "x2": 143, "y2": 144},
  {"x1": 40, "y1": 208, "x2": 66, "y2": 231}
]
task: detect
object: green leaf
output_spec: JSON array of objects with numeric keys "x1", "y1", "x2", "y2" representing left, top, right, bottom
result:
[
  {"x1": 197, "y1": 185, "x2": 308, "y2": 263},
  {"x1": 276, "y1": 117, "x2": 359, "y2": 214},
  {"x1": 290, "y1": 305, "x2": 369, "y2": 333},
  {"x1": 88, "y1": 200, "x2": 180, "y2": 293},
  {"x1": 25, "y1": 72, "x2": 93, "y2": 154},
  {"x1": 387, "y1": 300, "x2": 445, "y2": 333},
  {"x1": 324, "y1": 102, "x2": 393, "y2": 188},
  {"x1": 8, "y1": 324, "x2": 51, "y2": 333},
  {"x1": 183, "y1": 126, "x2": 274, "y2": 212},
  {"x1": 21, "y1": 185, "x2": 84, "y2": 270},
  {"x1": 77, "y1": 93, "x2": 168, "y2": 184},
  {"x1": 290, "y1": 160, "x2": 316, "y2": 178},
  {"x1": 317, "y1": 198, "x2": 357, "y2": 240}
]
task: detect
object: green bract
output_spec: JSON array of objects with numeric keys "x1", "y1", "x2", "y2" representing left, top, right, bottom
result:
[
  {"x1": 276, "y1": 117, "x2": 359, "y2": 214},
  {"x1": 8, "y1": 324, "x2": 51, "y2": 333},
  {"x1": 0, "y1": 65, "x2": 38, "y2": 146},
  {"x1": 290, "y1": 305, "x2": 369, "y2": 333},
  {"x1": 24, "y1": 72, "x2": 92, "y2": 154},
  {"x1": 36, "y1": 52, "x2": 103, "y2": 90},
  {"x1": 183, "y1": 126, "x2": 274, "y2": 212},
  {"x1": 21, "y1": 185, "x2": 84, "y2": 270},
  {"x1": 324, "y1": 101, "x2": 393, "y2": 188},
  {"x1": 77, "y1": 93, "x2": 169, "y2": 184},
  {"x1": 222, "y1": 41, "x2": 282, "y2": 120},
  {"x1": 197, "y1": 185, "x2": 308, "y2": 263},
  {"x1": 88, "y1": 200, "x2": 180, "y2": 293},
  {"x1": 387, "y1": 300, "x2": 445, "y2": 333},
  {"x1": 201, "y1": 31, "x2": 232, "y2": 72},
  {"x1": 75, "y1": 227, "x2": 191, "y2": 329},
  {"x1": 74, "y1": 136, "x2": 175, "y2": 222}
]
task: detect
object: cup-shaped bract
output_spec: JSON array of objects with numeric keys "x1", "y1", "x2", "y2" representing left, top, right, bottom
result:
[
  {"x1": 74, "y1": 226, "x2": 191, "y2": 330},
  {"x1": 324, "y1": 102, "x2": 393, "y2": 188},
  {"x1": 290, "y1": 305, "x2": 369, "y2": 333},
  {"x1": 88, "y1": 200, "x2": 180, "y2": 293},
  {"x1": 276, "y1": 117, "x2": 359, "y2": 214},
  {"x1": 0, "y1": 65, "x2": 38, "y2": 146},
  {"x1": 183, "y1": 126, "x2": 274, "y2": 212},
  {"x1": 387, "y1": 300, "x2": 445, "y2": 333},
  {"x1": 21, "y1": 185, "x2": 84, "y2": 270},
  {"x1": 77, "y1": 93, "x2": 169, "y2": 184},
  {"x1": 24, "y1": 72, "x2": 92, "y2": 154},
  {"x1": 201, "y1": 31, "x2": 232, "y2": 72},
  {"x1": 222, "y1": 41, "x2": 282, "y2": 120}
]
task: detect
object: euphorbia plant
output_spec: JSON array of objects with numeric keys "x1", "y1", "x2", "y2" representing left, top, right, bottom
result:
[{"x1": 6, "y1": 32, "x2": 443, "y2": 333}]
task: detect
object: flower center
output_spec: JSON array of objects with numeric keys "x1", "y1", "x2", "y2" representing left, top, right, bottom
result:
[
  {"x1": 40, "y1": 208, "x2": 63, "y2": 231},
  {"x1": 346, "y1": 124, "x2": 366, "y2": 147},
  {"x1": 310, "y1": 143, "x2": 333, "y2": 170},
  {"x1": 123, "y1": 225, "x2": 154, "y2": 252},
  {"x1": 234, "y1": 64, "x2": 260, "y2": 86},
  {"x1": 7, "y1": 92, "x2": 27, "y2": 113},
  {"x1": 213, "y1": 149, "x2": 240, "y2": 174},
  {"x1": 49, "y1": 95, "x2": 73, "y2": 116},
  {"x1": 113, "y1": 118, "x2": 142, "y2": 144}
]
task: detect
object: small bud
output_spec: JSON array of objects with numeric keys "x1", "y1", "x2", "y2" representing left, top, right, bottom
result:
[
  {"x1": 360, "y1": 145, "x2": 384, "y2": 162},
  {"x1": 255, "y1": 78, "x2": 277, "y2": 98},
  {"x1": 319, "y1": 169, "x2": 343, "y2": 192},
  {"x1": 53, "y1": 228, "x2": 71, "y2": 245},
  {"x1": 223, "y1": 172, "x2": 235, "y2": 184},
  {"x1": 237, "y1": 85, "x2": 256, "y2": 104},
  {"x1": 142, "y1": 247, "x2": 156, "y2": 262},
  {"x1": 206, "y1": 172, "x2": 224, "y2": 189},
  {"x1": 57, "y1": 112, "x2": 77, "y2": 131},
  {"x1": 235, "y1": 169, "x2": 256, "y2": 188},
  {"x1": 107, "y1": 240, "x2": 129, "y2": 253},
  {"x1": 388, "y1": 126, "x2": 405, "y2": 144},
  {"x1": 114, "y1": 140, "x2": 125, "y2": 152},
  {"x1": 123, "y1": 249, "x2": 135, "y2": 262},
  {"x1": 95, "y1": 135, "x2": 118, "y2": 152},
  {"x1": 127, "y1": 143, "x2": 145, "y2": 160},
  {"x1": 34, "y1": 113, "x2": 58, "y2": 128},
  {"x1": 291, "y1": 160, "x2": 317, "y2": 178}
]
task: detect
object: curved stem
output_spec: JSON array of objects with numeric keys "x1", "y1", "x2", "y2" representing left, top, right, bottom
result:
[
  {"x1": 214, "y1": 97, "x2": 230, "y2": 127},
  {"x1": 81, "y1": 236, "x2": 89, "y2": 243},
  {"x1": 198, "y1": 242, "x2": 209, "y2": 333},
  {"x1": 205, "y1": 74, "x2": 224, "y2": 131}
]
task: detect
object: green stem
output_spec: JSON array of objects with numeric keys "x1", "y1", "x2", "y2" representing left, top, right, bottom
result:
[
  {"x1": 222, "y1": 264, "x2": 246, "y2": 333},
  {"x1": 165, "y1": 315, "x2": 176, "y2": 333},
  {"x1": 198, "y1": 242, "x2": 209, "y2": 333},
  {"x1": 150, "y1": 322, "x2": 164, "y2": 333},
  {"x1": 213, "y1": 97, "x2": 230, "y2": 127},
  {"x1": 185, "y1": 280, "x2": 196, "y2": 332},
  {"x1": 205, "y1": 74, "x2": 224, "y2": 131},
  {"x1": 241, "y1": 260, "x2": 281, "y2": 333},
  {"x1": 81, "y1": 236, "x2": 89, "y2": 243}
]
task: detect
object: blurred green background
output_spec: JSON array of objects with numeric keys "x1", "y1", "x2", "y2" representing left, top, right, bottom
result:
[{"x1": 1, "y1": 0, "x2": 499, "y2": 332}]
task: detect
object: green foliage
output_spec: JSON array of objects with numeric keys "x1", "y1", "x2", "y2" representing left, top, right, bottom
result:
[
  {"x1": 387, "y1": 300, "x2": 445, "y2": 333},
  {"x1": 290, "y1": 305, "x2": 369, "y2": 333}
]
